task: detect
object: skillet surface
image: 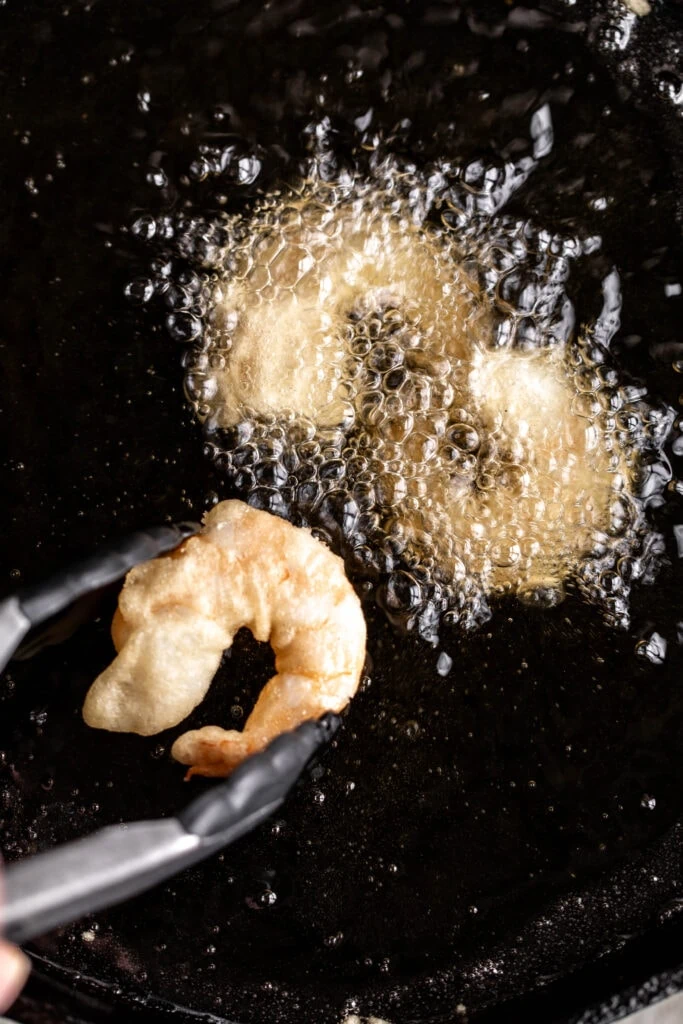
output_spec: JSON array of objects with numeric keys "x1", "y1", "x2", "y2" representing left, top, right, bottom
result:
[{"x1": 1, "y1": 2, "x2": 683, "y2": 1022}]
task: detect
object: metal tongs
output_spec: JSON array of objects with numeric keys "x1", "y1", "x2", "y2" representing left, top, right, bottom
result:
[{"x1": 0, "y1": 522, "x2": 339, "y2": 945}]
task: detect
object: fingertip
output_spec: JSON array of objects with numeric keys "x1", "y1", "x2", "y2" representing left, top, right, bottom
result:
[{"x1": 0, "y1": 942, "x2": 30, "y2": 1012}]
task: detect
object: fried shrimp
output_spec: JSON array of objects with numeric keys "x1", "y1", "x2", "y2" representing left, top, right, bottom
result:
[
  {"x1": 187, "y1": 174, "x2": 660, "y2": 631},
  {"x1": 426, "y1": 345, "x2": 632, "y2": 601},
  {"x1": 82, "y1": 500, "x2": 366, "y2": 776},
  {"x1": 208, "y1": 187, "x2": 481, "y2": 430}
]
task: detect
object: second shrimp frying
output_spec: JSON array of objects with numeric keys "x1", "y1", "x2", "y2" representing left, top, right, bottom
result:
[{"x1": 82, "y1": 500, "x2": 367, "y2": 777}]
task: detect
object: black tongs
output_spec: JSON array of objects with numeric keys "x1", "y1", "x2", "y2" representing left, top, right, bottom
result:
[{"x1": 0, "y1": 522, "x2": 339, "y2": 945}]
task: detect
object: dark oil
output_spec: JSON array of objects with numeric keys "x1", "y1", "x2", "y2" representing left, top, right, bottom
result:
[{"x1": 0, "y1": 2, "x2": 682, "y2": 1023}]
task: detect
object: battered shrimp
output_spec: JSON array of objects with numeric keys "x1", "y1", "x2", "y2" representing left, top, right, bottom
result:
[
  {"x1": 198, "y1": 179, "x2": 638, "y2": 618},
  {"x1": 452, "y1": 345, "x2": 631, "y2": 593},
  {"x1": 210, "y1": 190, "x2": 480, "y2": 430},
  {"x1": 82, "y1": 500, "x2": 366, "y2": 777}
]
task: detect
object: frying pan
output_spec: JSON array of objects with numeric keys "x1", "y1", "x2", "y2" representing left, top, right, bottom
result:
[{"x1": 1, "y1": 0, "x2": 682, "y2": 1022}]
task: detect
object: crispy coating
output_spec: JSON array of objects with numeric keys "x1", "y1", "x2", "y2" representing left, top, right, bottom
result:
[{"x1": 83, "y1": 500, "x2": 366, "y2": 776}]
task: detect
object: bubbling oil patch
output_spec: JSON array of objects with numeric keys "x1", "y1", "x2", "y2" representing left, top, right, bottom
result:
[{"x1": 169, "y1": 147, "x2": 673, "y2": 640}]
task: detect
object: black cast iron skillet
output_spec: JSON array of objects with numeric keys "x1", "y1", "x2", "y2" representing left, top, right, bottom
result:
[{"x1": 1, "y1": 1, "x2": 683, "y2": 1022}]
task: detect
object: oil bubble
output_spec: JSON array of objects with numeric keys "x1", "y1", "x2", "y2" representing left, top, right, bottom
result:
[
  {"x1": 124, "y1": 277, "x2": 155, "y2": 305},
  {"x1": 635, "y1": 632, "x2": 668, "y2": 665},
  {"x1": 436, "y1": 652, "x2": 453, "y2": 676}
]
